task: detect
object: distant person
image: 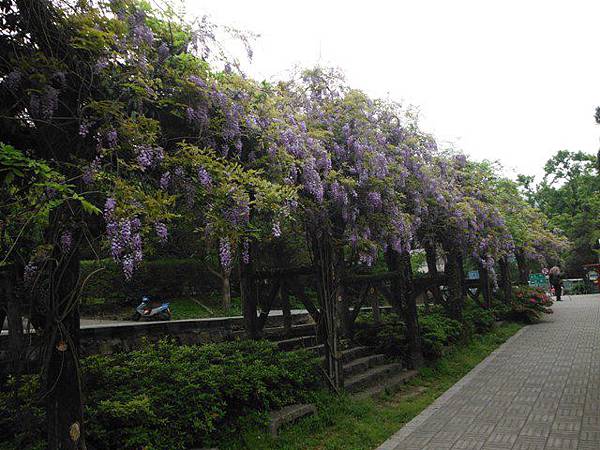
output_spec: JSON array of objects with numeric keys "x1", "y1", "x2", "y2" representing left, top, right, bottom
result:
[{"x1": 549, "y1": 266, "x2": 563, "y2": 301}]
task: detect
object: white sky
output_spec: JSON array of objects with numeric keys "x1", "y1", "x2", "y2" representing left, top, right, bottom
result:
[{"x1": 188, "y1": 0, "x2": 600, "y2": 180}]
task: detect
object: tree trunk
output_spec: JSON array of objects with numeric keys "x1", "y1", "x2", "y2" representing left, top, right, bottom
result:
[
  {"x1": 370, "y1": 289, "x2": 381, "y2": 324},
  {"x1": 444, "y1": 242, "x2": 464, "y2": 321},
  {"x1": 0, "y1": 307, "x2": 5, "y2": 335},
  {"x1": 424, "y1": 241, "x2": 443, "y2": 304},
  {"x1": 312, "y1": 232, "x2": 342, "y2": 391},
  {"x1": 280, "y1": 281, "x2": 292, "y2": 335},
  {"x1": 45, "y1": 215, "x2": 85, "y2": 450},
  {"x1": 221, "y1": 271, "x2": 231, "y2": 313},
  {"x1": 7, "y1": 265, "x2": 25, "y2": 376},
  {"x1": 515, "y1": 249, "x2": 529, "y2": 285},
  {"x1": 479, "y1": 264, "x2": 491, "y2": 309},
  {"x1": 385, "y1": 249, "x2": 423, "y2": 369},
  {"x1": 239, "y1": 248, "x2": 258, "y2": 339},
  {"x1": 385, "y1": 249, "x2": 403, "y2": 316},
  {"x1": 337, "y1": 282, "x2": 354, "y2": 338},
  {"x1": 499, "y1": 257, "x2": 512, "y2": 303},
  {"x1": 0, "y1": 269, "x2": 9, "y2": 335},
  {"x1": 398, "y1": 251, "x2": 423, "y2": 369}
]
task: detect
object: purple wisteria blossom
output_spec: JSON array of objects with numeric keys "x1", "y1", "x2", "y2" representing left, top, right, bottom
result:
[
  {"x1": 242, "y1": 239, "x2": 250, "y2": 264},
  {"x1": 197, "y1": 166, "x2": 212, "y2": 188},
  {"x1": 155, "y1": 222, "x2": 168, "y2": 243},
  {"x1": 122, "y1": 255, "x2": 135, "y2": 280},
  {"x1": 160, "y1": 171, "x2": 171, "y2": 190},
  {"x1": 130, "y1": 10, "x2": 154, "y2": 46},
  {"x1": 367, "y1": 192, "x2": 382, "y2": 210},
  {"x1": 188, "y1": 75, "x2": 206, "y2": 88},
  {"x1": 219, "y1": 238, "x2": 233, "y2": 272},
  {"x1": 330, "y1": 182, "x2": 348, "y2": 206},
  {"x1": 60, "y1": 230, "x2": 73, "y2": 252},
  {"x1": 83, "y1": 156, "x2": 101, "y2": 184},
  {"x1": 23, "y1": 262, "x2": 38, "y2": 286},
  {"x1": 5, "y1": 70, "x2": 22, "y2": 90},
  {"x1": 29, "y1": 86, "x2": 59, "y2": 119},
  {"x1": 272, "y1": 221, "x2": 281, "y2": 238},
  {"x1": 224, "y1": 197, "x2": 250, "y2": 226},
  {"x1": 186, "y1": 105, "x2": 208, "y2": 127},
  {"x1": 106, "y1": 130, "x2": 118, "y2": 148},
  {"x1": 79, "y1": 120, "x2": 91, "y2": 137},
  {"x1": 157, "y1": 43, "x2": 170, "y2": 62},
  {"x1": 301, "y1": 159, "x2": 324, "y2": 203},
  {"x1": 136, "y1": 145, "x2": 164, "y2": 170},
  {"x1": 104, "y1": 197, "x2": 116, "y2": 216},
  {"x1": 106, "y1": 218, "x2": 143, "y2": 280}
]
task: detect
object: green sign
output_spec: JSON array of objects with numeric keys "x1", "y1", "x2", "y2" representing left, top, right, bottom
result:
[{"x1": 528, "y1": 273, "x2": 548, "y2": 288}]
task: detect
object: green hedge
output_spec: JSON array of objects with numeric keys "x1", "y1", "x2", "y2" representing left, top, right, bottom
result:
[
  {"x1": 419, "y1": 311, "x2": 463, "y2": 360},
  {"x1": 353, "y1": 314, "x2": 407, "y2": 357},
  {"x1": 355, "y1": 301, "x2": 501, "y2": 362},
  {"x1": 80, "y1": 258, "x2": 226, "y2": 303},
  {"x1": 463, "y1": 299, "x2": 496, "y2": 335},
  {"x1": 0, "y1": 340, "x2": 319, "y2": 450}
]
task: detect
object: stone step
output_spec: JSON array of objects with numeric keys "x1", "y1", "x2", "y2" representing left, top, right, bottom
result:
[
  {"x1": 352, "y1": 369, "x2": 419, "y2": 399},
  {"x1": 268, "y1": 403, "x2": 316, "y2": 437},
  {"x1": 343, "y1": 353, "x2": 386, "y2": 377},
  {"x1": 344, "y1": 362, "x2": 404, "y2": 393},
  {"x1": 314, "y1": 345, "x2": 375, "y2": 363},
  {"x1": 341, "y1": 345, "x2": 374, "y2": 363},
  {"x1": 304, "y1": 343, "x2": 325, "y2": 356},
  {"x1": 276, "y1": 335, "x2": 318, "y2": 351}
]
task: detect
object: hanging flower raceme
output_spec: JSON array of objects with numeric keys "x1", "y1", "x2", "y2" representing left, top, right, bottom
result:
[
  {"x1": 102, "y1": 198, "x2": 149, "y2": 280},
  {"x1": 219, "y1": 237, "x2": 233, "y2": 272},
  {"x1": 155, "y1": 222, "x2": 168, "y2": 243}
]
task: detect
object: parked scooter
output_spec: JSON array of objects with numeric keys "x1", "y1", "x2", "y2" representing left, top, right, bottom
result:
[{"x1": 131, "y1": 296, "x2": 172, "y2": 321}]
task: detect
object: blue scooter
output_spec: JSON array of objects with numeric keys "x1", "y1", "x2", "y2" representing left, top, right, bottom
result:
[{"x1": 131, "y1": 296, "x2": 172, "y2": 321}]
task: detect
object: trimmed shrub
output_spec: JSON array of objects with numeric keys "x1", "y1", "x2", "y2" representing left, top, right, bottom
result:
[
  {"x1": 463, "y1": 299, "x2": 496, "y2": 335},
  {"x1": 419, "y1": 312, "x2": 462, "y2": 360},
  {"x1": 0, "y1": 340, "x2": 319, "y2": 450},
  {"x1": 353, "y1": 314, "x2": 407, "y2": 357}
]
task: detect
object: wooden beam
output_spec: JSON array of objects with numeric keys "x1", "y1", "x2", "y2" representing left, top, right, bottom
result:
[
  {"x1": 257, "y1": 279, "x2": 282, "y2": 331},
  {"x1": 253, "y1": 266, "x2": 315, "y2": 279},
  {"x1": 350, "y1": 282, "x2": 370, "y2": 323},
  {"x1": 290, "y1": 285, "x2": 321, "y2": 323}
]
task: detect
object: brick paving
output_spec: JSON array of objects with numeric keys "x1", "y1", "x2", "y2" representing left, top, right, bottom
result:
[{"x1": 377, "y1": 294, "x2": 600, "y2": 450}]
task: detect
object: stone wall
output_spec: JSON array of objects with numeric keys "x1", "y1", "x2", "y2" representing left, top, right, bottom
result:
[{"x1": 0, "y1": 311, "x2": 315, "y2": 374}]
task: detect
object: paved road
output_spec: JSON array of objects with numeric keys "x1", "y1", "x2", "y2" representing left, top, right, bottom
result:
[
  {"x1": 378, "y1": 294, "x2": 600, "y2": 450},
  {"x1": 1, "y1": 309, "x2": 315, "y2": 335}
]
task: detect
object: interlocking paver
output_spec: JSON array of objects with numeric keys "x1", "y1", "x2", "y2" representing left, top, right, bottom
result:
[{"x1": 377, "y1": 294, "x2": 600, "y2": 450}]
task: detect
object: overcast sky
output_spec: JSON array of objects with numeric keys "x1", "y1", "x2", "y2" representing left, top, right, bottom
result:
[{"x1": 188, "y1": 0, "x2": 600, "y2": 180}]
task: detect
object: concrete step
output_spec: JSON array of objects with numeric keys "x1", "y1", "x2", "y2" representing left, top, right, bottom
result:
[
  {"x1": 344, "y1": 362, "x2": 404, "y2": 393},
  {"x1": 276, "y1": 335, "x2": 318, "y2": 351},
  {"x1": 343, "y1": 353, "x2": 386, "y2": 377},
  {"x1": 352, "y1": 369, "x2": 419, "y2": 399}
]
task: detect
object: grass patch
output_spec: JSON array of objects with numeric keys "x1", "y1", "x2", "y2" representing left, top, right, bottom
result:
[
  {"x1": 225, "y1": 322, "x2": 523, "y2": 450},
  {"x1": 81, "y1": 295, "x2": 243, "y2": 320},
  {"x1": 169, "y1": 296, "x2": 242, "y2": 320}
]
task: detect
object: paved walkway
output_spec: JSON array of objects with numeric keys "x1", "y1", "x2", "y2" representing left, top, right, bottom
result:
[{"x1": 378, "y1": 294, "x2": 600, "y2": 450}]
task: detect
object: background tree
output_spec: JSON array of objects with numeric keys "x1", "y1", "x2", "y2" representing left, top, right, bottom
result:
[{"x1": 518, "y1": 150, "x2": 598, "y2": 274}]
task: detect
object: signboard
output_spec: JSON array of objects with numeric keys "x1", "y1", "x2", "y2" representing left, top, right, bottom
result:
[
  {"x1": 467, "y1": 270, "x2": 479, "y2": 280},
  {"x1": 528, "y1": 273, "x2": 549, "y2": 289}
]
